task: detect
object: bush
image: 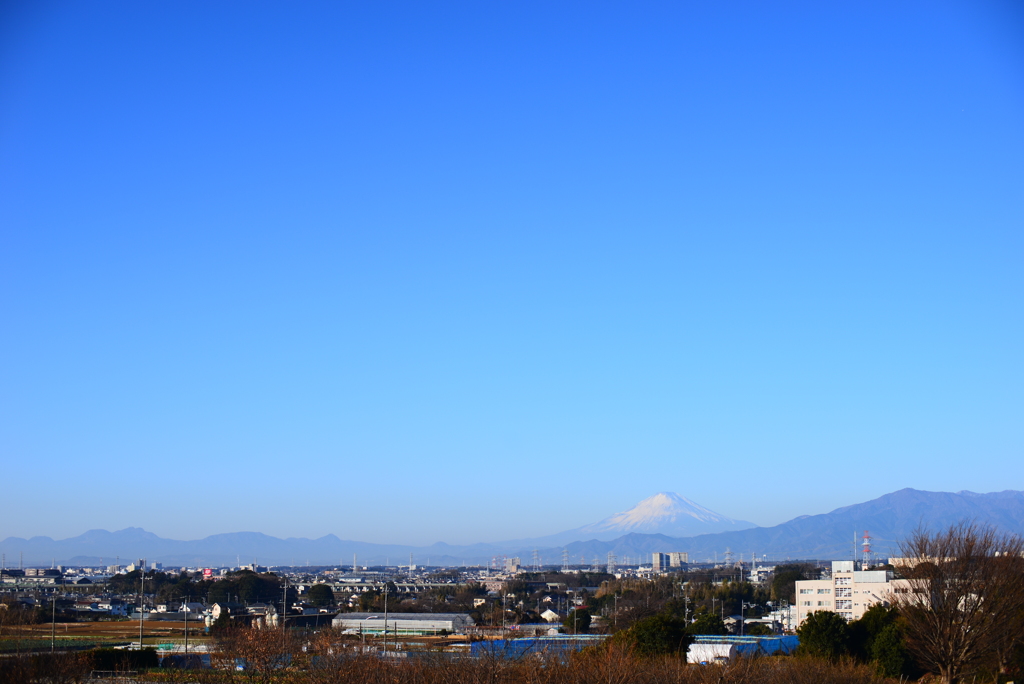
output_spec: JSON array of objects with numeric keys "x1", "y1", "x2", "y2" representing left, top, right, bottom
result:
[
  {"x1": 797, "y1": 610, "x2": 851, "y2": 662},
  {"x1": 610, "y1": 613, "x2": 693, "y2": 658},
  {"x1": 0, "y1": 652, "x2": 90, "y2": 683},
  {"x1": 89, "y1": 647, "x2": 159, "y2": 671},
  {"x1": 283, "y1": 648, "x2": 899, "y2": 684}
]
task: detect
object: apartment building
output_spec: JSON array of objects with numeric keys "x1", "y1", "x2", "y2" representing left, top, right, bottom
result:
[
  {"x1": 794, "y1": 561, "x2": 906, "y2": 626},
  {"x1": 652, "y1": 552, "x2": 688, "y2": 572}
]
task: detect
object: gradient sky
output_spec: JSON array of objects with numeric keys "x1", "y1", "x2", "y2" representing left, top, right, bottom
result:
[{"x1": 2, "y1": 0, "x2": 1022, "y2": 547}]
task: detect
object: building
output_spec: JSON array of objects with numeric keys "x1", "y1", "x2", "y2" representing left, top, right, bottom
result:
[
  {"x1": 794, "y1": 561, "x2": 907, "y2": 626},
  {"x1": 652, "y1": 553, "x2": 668, "y2": 572},
  {"x1": 652, "y1": 552, "x2": 688, "y2": 572},
  {"x1": 688, "y1": 635, "x2": 798, "y2": 662},
  {"x1": 471, "y1": 635, "x2": 608, "y2": 660},
  {"x1": 331, "y1": 612, "x2": 473, "y2": 635},
  {"x1": 211, "y1": 602, "x2": 246, "y2": 619}
]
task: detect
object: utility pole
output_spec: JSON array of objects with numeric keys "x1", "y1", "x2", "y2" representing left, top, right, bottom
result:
[
  {"x1": 382, "y1": 581, "x2": 389, "y2": 655},
  {"x1": 51, "y1": 589, "x2": 56, "y2": 652},
  {"x1": 282, "y1": 576, "x2": 288, "y2": 632},
  {"x1": 139, "y1": 573, "x2": 145, "y2": 648}
]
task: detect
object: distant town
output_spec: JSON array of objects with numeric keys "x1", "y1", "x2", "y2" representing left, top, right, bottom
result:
[
  {"x1": 4, "y1": 521, "x2": 1023, "y2": 684},
  {"x1": 0, "y1": 542, "x2": 898, "y2": 637},
  {"x1": 4, "y1": 491, "x2": 1024, "y2": 681}
]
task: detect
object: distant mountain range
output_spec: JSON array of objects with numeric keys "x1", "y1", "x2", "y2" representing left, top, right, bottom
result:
[
  {"x1": 551, "y1": 489, "x2": 1024, "y2": 563},
  {"x1": 3, "y1": 488, "x2": 1023, "y2": 567},
  {"x1": 0, "y1": 528, "x2": 493, "y2": 569}
]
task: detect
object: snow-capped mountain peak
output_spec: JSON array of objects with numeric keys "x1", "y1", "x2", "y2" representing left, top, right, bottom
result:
[{"x1": 574, "y1": 492, "x2": 756, "y2": 540}]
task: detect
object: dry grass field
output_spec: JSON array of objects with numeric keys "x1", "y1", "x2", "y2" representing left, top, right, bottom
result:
[{"x1": 1, "y1": 618, "x2": 209, "y2": 652}]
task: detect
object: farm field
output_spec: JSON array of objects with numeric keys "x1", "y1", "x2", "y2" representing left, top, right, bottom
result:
[{"x1": 0, "y1": 620, "x2": 208, "y2": 652}]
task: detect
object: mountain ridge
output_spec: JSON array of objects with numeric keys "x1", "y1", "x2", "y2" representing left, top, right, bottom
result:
[
  {"x1": 4, "y1": 488, "x2": 1023, "y2": 566},
  {"x1": 546, "y1": 488, "x2": 1024, "y2": 562}
]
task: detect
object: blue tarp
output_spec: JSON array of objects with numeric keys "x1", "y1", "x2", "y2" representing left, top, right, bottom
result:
[{"x1": 471, "y1": 636, "x2": 608, "y2": 660}]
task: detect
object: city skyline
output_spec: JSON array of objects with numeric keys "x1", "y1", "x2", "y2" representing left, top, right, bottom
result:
[{"x1": 2, "y1": 1, "x2": 1022, "y2": 545}]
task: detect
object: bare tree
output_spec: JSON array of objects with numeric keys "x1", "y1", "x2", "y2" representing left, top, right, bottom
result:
[
  {"x1": 212, "y1": 623, "x2": 298, "y2": 684},
  {"x1": 893, "y1": 521, "x2": 1024, "y2": 684}
]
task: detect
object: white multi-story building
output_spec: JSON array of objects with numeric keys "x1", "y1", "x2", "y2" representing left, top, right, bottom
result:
[
  {"x1": 794, "y1": 561, "x2": 906, "y2": 626},
  {"x1": 652, "y1": 553, "x2": 668, "y2": 571},
  {"x1": 652, "y1": 552, "x2": 688, "y2": 572},
  {"x1": 668, "y1": 552, "x2": 688, "y2": 566}
]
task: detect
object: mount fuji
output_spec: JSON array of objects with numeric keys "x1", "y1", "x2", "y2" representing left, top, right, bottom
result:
[
  {"x1": 571, "y1": 492, "x2": 758, "y2": 539},
  {"x1": 492, "y1": 492, "x2": 759, "y2": 548}
]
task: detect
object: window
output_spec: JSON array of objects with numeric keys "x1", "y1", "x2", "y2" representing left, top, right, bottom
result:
[
  {"x1": 817, "y1": 601, "x2": 831, "y2": 607},
  {"x1": 835, "y1": 600, "x2": 852, "y2": 610},
  {"x1": 835, "y1": 588, "x2": 852, "y2": 598},
  {"x1": 835, "y1": 577, "x2": 851, "y2": 586},
  {"x1": 817, "y1": 588, "x2": 831, "y2": 594},
  {"x1": 802, "y1": 601, "x2": 811, "y2": 606},
  {"x1": 799, "y1": 588, "x2": 813, "y2": 594}
]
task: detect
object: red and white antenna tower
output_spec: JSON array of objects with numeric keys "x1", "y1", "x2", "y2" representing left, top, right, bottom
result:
[{"x1": 861, "y1": 531, "x2": 872, "y2": 568}]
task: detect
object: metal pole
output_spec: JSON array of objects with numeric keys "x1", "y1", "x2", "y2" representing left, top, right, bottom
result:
[
  {"x1": 383, "y1": 582, "x2": 388, "y2": 654},
  {"x1": 51, "y1": 589, "x2": 56, "y2": 652},
  {"x1": 139, "y1": 573, "x2": 145, "y2": 648},
  {"x1": 184, "y1": 595, "x2": 189, "y2": 654}
]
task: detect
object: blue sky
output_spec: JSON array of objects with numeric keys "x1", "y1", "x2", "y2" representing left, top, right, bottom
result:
[{"x1": 2, "y1": 0, "x2": 1022, "y2": 546}]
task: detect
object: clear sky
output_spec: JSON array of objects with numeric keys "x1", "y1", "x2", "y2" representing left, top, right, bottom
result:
[{"x1": 2, "y1": 0, "x2": 1022, "y2": 546}]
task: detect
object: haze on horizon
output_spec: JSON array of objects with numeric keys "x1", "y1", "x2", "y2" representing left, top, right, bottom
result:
[{"x1": 2, "y1": 1, "x2": 1022, "y2": 547}]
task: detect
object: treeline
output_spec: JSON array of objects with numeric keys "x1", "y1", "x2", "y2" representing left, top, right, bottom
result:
[
  {"x1": 594, "y1": 572, "x2": 769, "y2": 630},
  {"x1": 797, "y1": 605, "x2": 920, "y2": 679},
  {"x1": 107, "y1": 568, "x2": 298, "y2": 607}
]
